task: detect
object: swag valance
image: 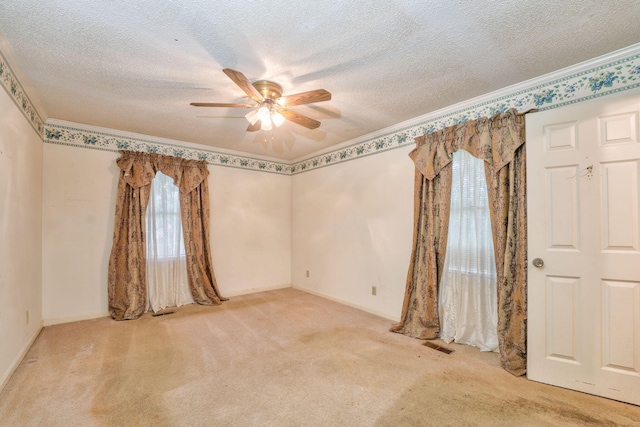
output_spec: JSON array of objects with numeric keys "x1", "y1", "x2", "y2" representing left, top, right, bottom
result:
[
  {"x1": 108, "y1": 151, "x2": 227, "y2": 321},
  {"x1": 392, "y1": 109, "x2": 529, "y2": 376},
  {"x1": 410, "y1": 109, "x2": 526, "y2": 180},
  {"x1": 117, "y1": 152, "x2": 210, "y2": 193}
]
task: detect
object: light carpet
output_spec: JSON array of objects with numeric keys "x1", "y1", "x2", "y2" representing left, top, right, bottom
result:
[{"x1": 1, "y1": 288, "x2": 639, "y2": 426}]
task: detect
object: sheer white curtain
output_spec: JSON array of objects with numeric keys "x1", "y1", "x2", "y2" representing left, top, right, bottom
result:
[
  {"x1": 145, "y1": 171, "x2": 194, "y2": 312},
  {"x1": 438, "y1": 149, "x2": 498, "y2": 352}
]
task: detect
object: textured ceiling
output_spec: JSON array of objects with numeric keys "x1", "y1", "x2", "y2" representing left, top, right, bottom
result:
[{"x1": 1, "y1": 1, "x2": 640, "y2": 160}]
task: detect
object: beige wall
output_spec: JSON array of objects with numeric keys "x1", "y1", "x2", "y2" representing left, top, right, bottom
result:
[
  {"x1": 291, "y1": 146, "x2": 415, "y2": 321},
  {"x1": 42, "y1": 145, "x2": 119, "y2": 323},
  {"x1": 0, "y1": 87, "x2": 43, "y2": 389},
  {"x1": 209, "y1": 166, "x2": 291, "y2": 297},
  {"x1": 41, "y1": 143, "x2": 292, "y2": 324}
]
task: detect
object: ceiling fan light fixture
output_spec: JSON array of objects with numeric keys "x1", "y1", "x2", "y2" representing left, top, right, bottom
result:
[
  {"x1": 245, "y1": 109, "x2": 259, "y2": 125},
  {"x1": 257, "y1": 105, "x2": 271, "y2": 123},
  {"x1": 260, "y1": 117, "x2": 272, "y2": 131},
  {"x1": 271, "y1": 111, "x2": 285, "y2": 127}
]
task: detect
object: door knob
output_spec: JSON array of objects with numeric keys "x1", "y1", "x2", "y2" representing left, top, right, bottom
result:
[{"x1": 532, "y1": 258, "x2": 544, "y2": 268}]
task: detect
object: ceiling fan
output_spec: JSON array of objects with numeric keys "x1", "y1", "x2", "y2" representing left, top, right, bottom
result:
[{"x1": 191, "y1": 68, "x2": 331, "y2": 132}]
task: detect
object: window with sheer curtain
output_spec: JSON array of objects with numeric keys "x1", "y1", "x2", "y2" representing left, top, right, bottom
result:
[
  {"x1": 438, "y1": 149, "x2": 498, "y2": 352},
  {"x1": 145, "y1": 171, "x2": 194, "y2": 312}
]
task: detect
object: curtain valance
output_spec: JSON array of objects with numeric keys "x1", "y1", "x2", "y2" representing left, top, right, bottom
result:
[
  {"x1": 409, "y1": 109, "x2": 527, "y2": 180},
  {"x1": 116, "y1": 151, "x2": 209, "y2": 194}
]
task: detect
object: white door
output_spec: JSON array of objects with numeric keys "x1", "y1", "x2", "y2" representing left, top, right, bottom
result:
[{"x1": 527, "y1": 89, "x2": 640, "y2": 405}]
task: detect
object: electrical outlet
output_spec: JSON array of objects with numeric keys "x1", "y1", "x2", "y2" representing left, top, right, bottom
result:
[
  {"x1": 372, "y1": 286, "x2": 377, "y2": 296},
  {"x1": 306, "y1": 270, "x2": 310, "y2": 278}
]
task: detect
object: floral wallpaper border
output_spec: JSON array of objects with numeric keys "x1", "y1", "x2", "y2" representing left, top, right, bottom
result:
[
  {"x1": 6, "y1": 42, "x2": 640, "y2": 176},
  {"x1": 44, "y1": 123, "x2": 293, "y2": 175},
  {"x1": 0, "y1": 50, "x2": 45, "y2": 135},
  {"x1": 290, "y1": 50, "x2": 640, "y2": 174}
]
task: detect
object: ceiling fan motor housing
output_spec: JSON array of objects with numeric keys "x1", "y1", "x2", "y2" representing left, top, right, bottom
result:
[{"x1": 252, "y1": 80, "x2": 283, "y2": 101}]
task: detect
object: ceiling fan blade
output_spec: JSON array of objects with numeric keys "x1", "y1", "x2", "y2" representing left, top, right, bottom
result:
[
  {"x1": 223, "y1": 68, "x2": 263, "y2": 102},
  {"x1": 278, "y1": 109, "x2": 321, "y2": 129},
  {"x1": 277, "y1": 89, "x2": 331, "y2": 107},
  {"x1": 190, "y1": 102, "x2": 253, "y2": 108},
  {"x1": 247, "y1": 120, "x2": 261, "y2": 132}
]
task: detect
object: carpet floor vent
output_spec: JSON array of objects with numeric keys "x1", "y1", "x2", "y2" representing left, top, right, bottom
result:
[{"x1": 423, "y1": 341, "x2": 453, "y2": 354}]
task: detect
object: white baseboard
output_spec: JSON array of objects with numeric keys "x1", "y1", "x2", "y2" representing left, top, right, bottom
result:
[
  {"x1": 40, "y1": 284, "x2": 394, "y2": 326},
  {"x1": 43, "y1": 311, "x2": 110, "y2": 326},
  {"x1": 292, "y1": 284, "x2": 400, "y2": 322},
  {"x1": 0, "y1": 323, "x2": 43, "y2": 394},
  {"x1": 223, "y1": 283, "x2": 292, "y2": 297},
  {"x1": 41, "y1": 286, "x2": 293, "y2": 325}
]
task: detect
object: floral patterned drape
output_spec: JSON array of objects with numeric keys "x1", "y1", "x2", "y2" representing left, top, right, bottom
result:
[
  {"x1": 389, "y1": 131, "x2": 453, "y2": 339},
  {"x1": 391, "y1": 109, "x2": 529, "y2": 376},
  {"x1": 108, "y1": 151, "x2": 226, "y2": 320},
  {"x1": 108, "y1": 152, "x2": 155, "y2": 320}
]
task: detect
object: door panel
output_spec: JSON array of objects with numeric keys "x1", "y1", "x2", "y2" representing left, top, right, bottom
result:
[
  {"x1": 600, "y1": 161, "x2": 638, "y2": 251},
  {"x1": 546, "y1": 166, "x2": 580, "y2": 250},
  {"x1": 545, "y1": 276, "x2": 581, "y2": 363},
  {"x1": 601, "y1": 280, "x2": 640, "y2": 374},
  {"x1": 527, "y1": 89, "x2": 640, "y2": 405}
]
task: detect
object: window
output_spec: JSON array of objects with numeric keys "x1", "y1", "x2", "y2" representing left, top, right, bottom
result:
[
  {"x1": 145, "y1": 171, "x2": 193, "y2": 312},
  {"x1": 438, "y1": 149, "x2": 498, "y2": 351},
  {"x1": 445, "y1": 149, "x2": 496, "y2": 277},
  {"x1": 146, "y1": 171, "x2": 185, "y2": 260}
]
